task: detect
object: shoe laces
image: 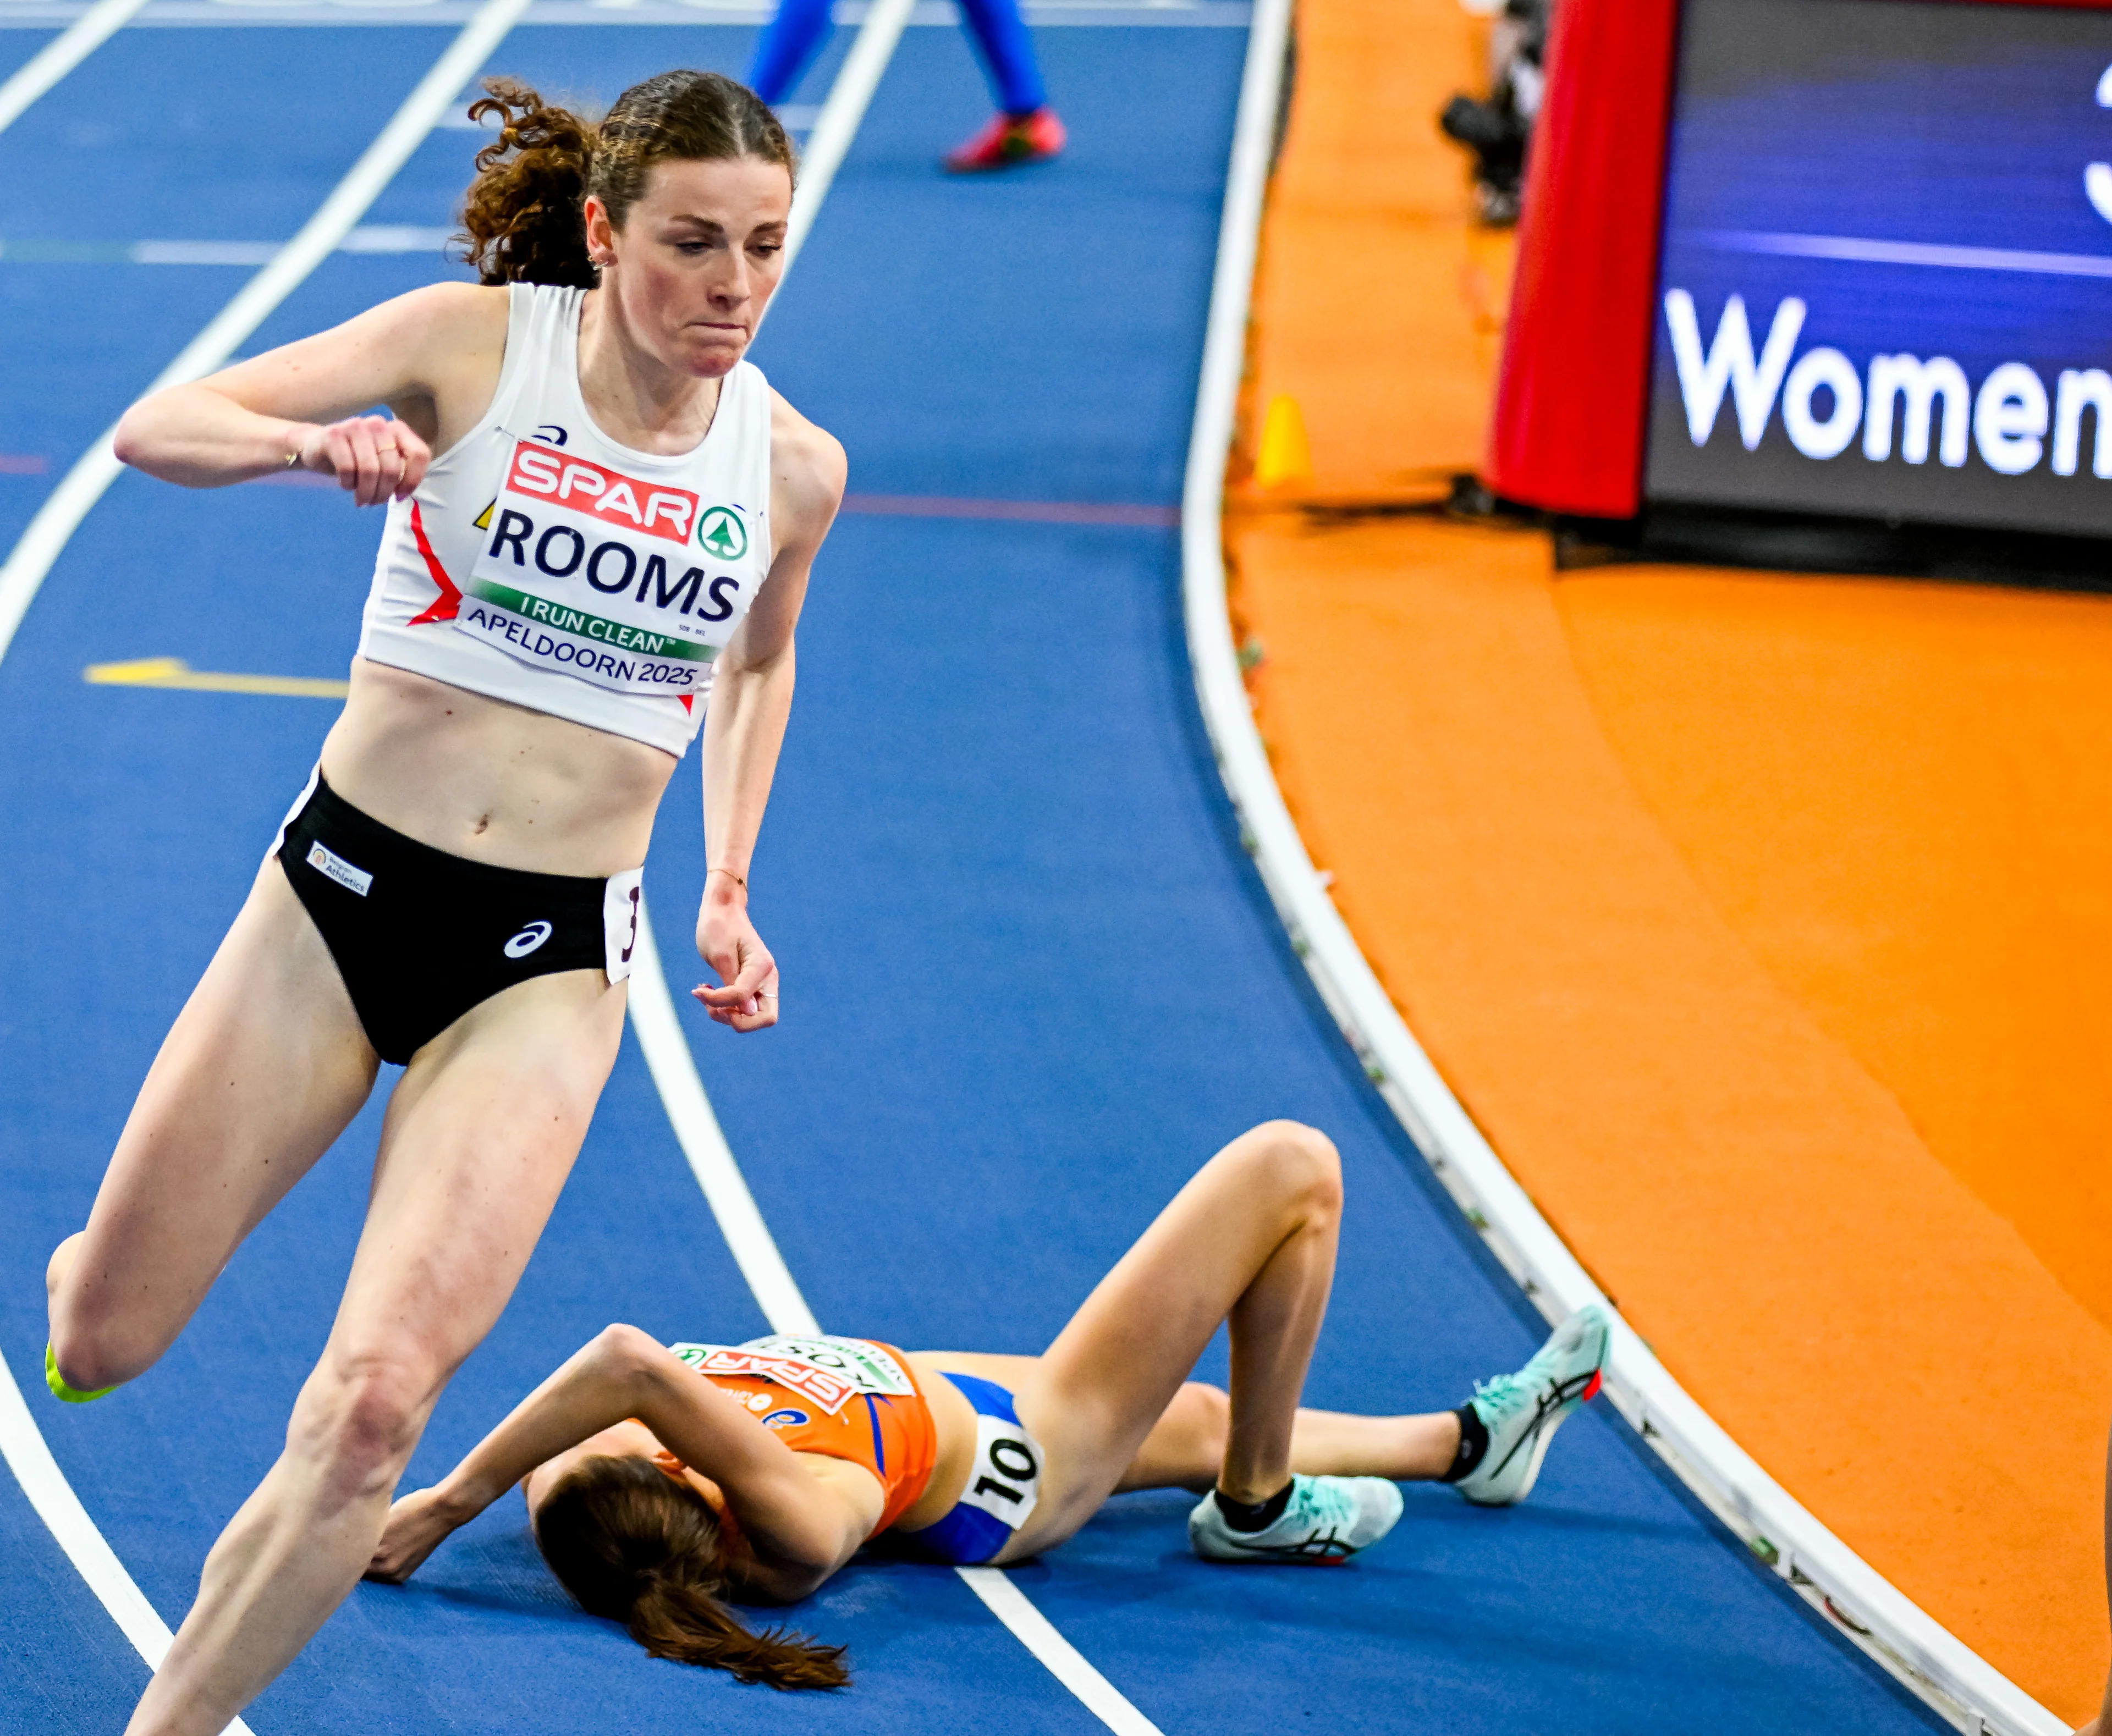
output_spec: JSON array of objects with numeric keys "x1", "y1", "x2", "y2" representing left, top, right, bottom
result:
[
  {"x1": 1471, "y1": 1366, "x2": 1543, "y2": 1422},
  {"x1": 1282, "y1": 1475, "x2": 1350, "y2": 1529}
]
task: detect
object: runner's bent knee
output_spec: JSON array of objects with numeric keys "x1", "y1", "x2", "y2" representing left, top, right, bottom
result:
[
  {"x1": 290, "y1": 1352, "x2": 445, "y2": 1502},
  {"x1": 48, "y1": 1274, "x2": 181, "y2": 1393},
  {"x1": 1236, "y1": 1120, "x2": 1342, "y2": 1214},
  {"x1": 46, "y1": 1314, "x2": 137, "y2": 1397},
  {"x1": 1169, "y1": 1381, "x2": 1230, "y2": 1459}
]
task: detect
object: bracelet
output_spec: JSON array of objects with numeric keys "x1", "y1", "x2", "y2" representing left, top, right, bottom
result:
[
  {"x1": 707, "y1": 866, "x2": 747, "y2": 890},
  {"x1": 283, "y1": 434, "x2": 303, "y2": 470}
]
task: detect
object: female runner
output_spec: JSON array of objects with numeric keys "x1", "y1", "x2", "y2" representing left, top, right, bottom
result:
[
  {"x1": 43, "y1": 71, "x2": 844, "y2": 1736},
  {"x1": 369, "y1": 1121, "x2": 1612, "y2": 1687}
]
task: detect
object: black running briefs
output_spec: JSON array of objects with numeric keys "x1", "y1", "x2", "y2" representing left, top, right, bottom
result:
[{"x1": 276, "y1": 773, "x2": 631, "y2": 1065}]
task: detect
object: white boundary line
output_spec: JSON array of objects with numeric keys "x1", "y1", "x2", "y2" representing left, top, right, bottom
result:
[
  {"x1": 0, "y1": 0, "x2": 150, "y2": 136},
  {"x1": 0, "y1": 0, "x2": 531, "y2": 666},
  {"x1": 1179, "y1": 3, "x2": 2065, "y2": 1734},
  {"x1": 622, "y1": 10, "x2": 1159, "y2": 1725},
  {"x1": 0, "y1": 1349, "x2": 256, "y2": 1736},
  {"x1": 0, "y1": 1, "x2": 529, "y2": 1723}
]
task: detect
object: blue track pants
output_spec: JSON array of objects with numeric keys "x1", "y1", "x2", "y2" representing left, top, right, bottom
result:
[{"x1": 747, "y1": 0, "x2": 1048, "y2": 115}]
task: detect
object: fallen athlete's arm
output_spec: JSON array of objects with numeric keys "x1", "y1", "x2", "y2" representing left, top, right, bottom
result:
[
  {"x1": 366, "y1": 1324, "x2": 870, "y2": 1596},
  {"x1": 691, "y1": 392, "x2": 845, "y2": 1032},
  {"x1": 111, "y1": 282, "x2": 509, "y2": 506}
]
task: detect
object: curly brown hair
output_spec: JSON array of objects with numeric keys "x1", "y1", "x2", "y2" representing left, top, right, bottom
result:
[
  {"x1": 532, "y1": 1454, "x2": 849, "y2": 1690},
  {"x1": 455, "y1": 70, "x2": 795, "y2": 289}
]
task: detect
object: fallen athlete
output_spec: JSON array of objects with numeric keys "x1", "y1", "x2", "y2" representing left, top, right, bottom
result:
[{"x1": 368, "y1": 1120, "x2": 1610, "y2": 1687}]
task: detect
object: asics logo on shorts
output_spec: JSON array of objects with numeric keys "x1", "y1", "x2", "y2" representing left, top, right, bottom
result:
[{"x1": 504, "y1": 921, "x2": 553, "y2": 958}]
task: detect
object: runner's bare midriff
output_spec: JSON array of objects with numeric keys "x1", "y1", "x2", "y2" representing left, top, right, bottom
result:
[{"x1": 318, "y1": 657, "x2": 676, "y2": 877}]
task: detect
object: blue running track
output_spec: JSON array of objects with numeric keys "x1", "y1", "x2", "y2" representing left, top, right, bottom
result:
[{"x1": 0, "y1": 11, "x2": 1953, "y2": 1733}]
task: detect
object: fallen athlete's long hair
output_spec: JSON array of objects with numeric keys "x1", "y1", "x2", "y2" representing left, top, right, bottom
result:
[
  {"x1": 532, "y1": 1453, "x2": 850, "y2": 1690},
  {"x1": 454, "y1": 70, "x2": 795, "y2": 289}
]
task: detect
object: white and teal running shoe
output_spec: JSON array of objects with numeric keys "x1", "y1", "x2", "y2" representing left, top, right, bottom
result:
[
  {"x1": 1453, "y1": 1304, "x2": 1612, "y2": 1508},
  {"x1": 1189, "y1": 1474, "x2": 1404, "y2": 1564}
]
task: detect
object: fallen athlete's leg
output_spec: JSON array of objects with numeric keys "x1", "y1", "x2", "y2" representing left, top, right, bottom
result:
[
  {"x1": 1009, "y1": 1121, "x2": 1358, "y2": 1551},
  {"x1": 1116, "y1": 1384, "x2": 1461, "y2": 1492}
]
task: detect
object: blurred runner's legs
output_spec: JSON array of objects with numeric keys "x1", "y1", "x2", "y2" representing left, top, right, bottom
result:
[{"x1": 746, "y1": 0, "x2": 1065, "y2": 170}]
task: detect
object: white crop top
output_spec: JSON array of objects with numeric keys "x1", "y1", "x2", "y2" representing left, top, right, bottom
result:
[{"x1": 357, "y1": 282, "x2": 775, "y2": 757}]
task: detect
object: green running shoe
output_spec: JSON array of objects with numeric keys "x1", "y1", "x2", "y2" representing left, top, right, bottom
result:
[
  {"x1": 1189, "y1": 1474, "x2": 1404, "y2": 1564},
  {"x1": 1454, "y1": 1304, "x2": 1611, "y2": 1507}
]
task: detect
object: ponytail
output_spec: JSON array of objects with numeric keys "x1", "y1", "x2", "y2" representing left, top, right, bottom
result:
[
  {"x1": 456, "y1": 78, "x2": 598, "y2": 288},
  {"x1": 534, "y1": 1455, "x2": 849, "y2": 1691},
  {"x1": 454, "y1": 70, "x2": 796, "y2": 288}
]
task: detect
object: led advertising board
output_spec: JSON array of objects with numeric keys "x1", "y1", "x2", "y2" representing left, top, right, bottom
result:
[{"x1": 1646, "y1": 0, "x2": 2112, "y2": 538}]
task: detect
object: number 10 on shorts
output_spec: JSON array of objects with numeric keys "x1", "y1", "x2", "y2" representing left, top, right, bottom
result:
[{"x1": 958, "y1": 1410, "x2": 1042, "y2": 1528}]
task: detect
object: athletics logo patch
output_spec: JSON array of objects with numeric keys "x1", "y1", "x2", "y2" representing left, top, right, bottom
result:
[
  {"x1": 306, "y1": 842, "x2": 372, "y2": 897},
  {"x1": 697, "y1": 505, "x2": 747, "y2": 560}
]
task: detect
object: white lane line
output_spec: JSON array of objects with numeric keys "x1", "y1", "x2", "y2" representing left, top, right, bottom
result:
[
  {"x1": 0, "y1": 1352, "x2": 256, "y2": 1735},
  {"x1": 0, "y1": 228, "x2": 457, "y2": 265},
  {"x1": 625, "y1": 904, "x2": 820, "y2": 1337},
  {"x1": 629, "y1": 900, "x2": 1167, "y2": 1735},
  {"x1": 0, "y1": 1, "x2": 1252, "y2": 28},
  {"x1": 1175, "y1": 1, "x2": 2064, "y2": 1733},
  {"x1": 0, "y1": 0, "x2": 150, "y2": 137},
  {"x1": 955, "y1": 1570, "x2": 1165, "y2": 1736},
  {"x1": 0, "y1": 0, "x2": 530, "y2": 666},
  {"x1": 0, "y1": 0, "x2": 530, "y2": 1720},
  {"x1": 624, "y1": 12, "x2": 1159, "y2": 1724},
  {"x1": 778, "y1": 0, "x2": 914, "y2": 282}
]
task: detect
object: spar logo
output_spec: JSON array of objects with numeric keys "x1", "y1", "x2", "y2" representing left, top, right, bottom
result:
[
  {"x1": 480, "y1": 437, "x2": 746, "y2": 624},
  {"x1": 697, "y1": 505, "x2": 747, "y2": 560},
  {"x1": 504, "y1": 442, "x2": 699, "y2": 542}
]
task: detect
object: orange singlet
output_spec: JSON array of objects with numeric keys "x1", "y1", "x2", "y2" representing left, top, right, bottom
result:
[{"x1": 651, "y1": 1335, "x2": 938, "y2": 1534}]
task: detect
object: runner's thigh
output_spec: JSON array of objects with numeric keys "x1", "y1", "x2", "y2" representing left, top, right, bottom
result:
[
  {"x1": 323, "y1": 968, "x2": 626, "y2": 1386},
  {"x1": 57, "y1": 860, "x2": 377, "y2": 1370}
]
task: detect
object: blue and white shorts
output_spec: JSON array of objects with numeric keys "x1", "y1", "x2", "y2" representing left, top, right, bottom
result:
[{"x1": 901, "y1": 1373, "x2": 1046, "y2": 1566}]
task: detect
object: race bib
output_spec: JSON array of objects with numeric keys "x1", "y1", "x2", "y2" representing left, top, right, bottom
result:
[
  {"x1": 668, "y1": 1335, "x2": 916, "y2": 1418},
  {"x1": 602, "y1": 869, "x2": 642, "y2": 984},
  {"x1": 457, "y1": 438, "x2": 756, "y2": 696},
  {"x1": 954, "y1": 1410, "x2": 1042, "y2": 1531}
]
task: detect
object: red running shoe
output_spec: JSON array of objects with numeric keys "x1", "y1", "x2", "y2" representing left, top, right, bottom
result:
[{"x1": 943, "y1": 107, "x2": 1066, "y2": 173}]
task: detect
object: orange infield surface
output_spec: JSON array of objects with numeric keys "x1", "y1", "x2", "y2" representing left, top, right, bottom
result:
[{"x1": 1231, "y1": 0, "x2": 2112, "y2": 1718}]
